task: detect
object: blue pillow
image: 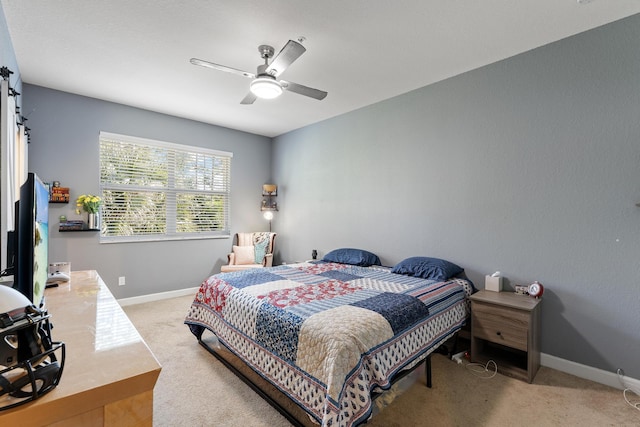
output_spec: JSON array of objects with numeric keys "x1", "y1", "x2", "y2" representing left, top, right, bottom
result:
[
  {"x1": 391, "y1": 257, "x2": 463, "y2": 281},
  {"x1": 322, "y1": 248, "x2": 381, "y2": 267}
]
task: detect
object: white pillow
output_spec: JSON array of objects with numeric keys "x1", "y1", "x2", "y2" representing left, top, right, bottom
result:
[{"x1": 233, "y1": 245, "x2": 255, "y2": 265}]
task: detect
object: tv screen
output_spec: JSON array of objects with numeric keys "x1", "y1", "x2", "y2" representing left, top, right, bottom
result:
[{"x1": 15, "y1": 172, "x2": 49, "y2": 307}]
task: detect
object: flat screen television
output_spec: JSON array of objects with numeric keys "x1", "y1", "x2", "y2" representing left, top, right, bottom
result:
[{"x1": 14, "y1": 172, "x2": 49, "y2": 307}]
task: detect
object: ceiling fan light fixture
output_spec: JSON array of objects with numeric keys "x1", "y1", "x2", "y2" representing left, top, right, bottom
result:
[{"x1": 250, "y1": 76, "x2": 283, "y2": 99}]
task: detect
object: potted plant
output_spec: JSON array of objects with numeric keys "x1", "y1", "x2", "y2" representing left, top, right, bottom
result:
[{"x1": 76, "y1": 194, "x2": 102, "y2": 230}]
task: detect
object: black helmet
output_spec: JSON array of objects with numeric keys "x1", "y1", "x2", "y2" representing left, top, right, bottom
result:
[{"x1": 0, "y1": 285, "x2": 65, "y2": 410}]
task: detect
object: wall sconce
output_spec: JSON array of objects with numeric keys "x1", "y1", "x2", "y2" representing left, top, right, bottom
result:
[
  {"x1": 261, "y1": 184, "x2": 278, "y2": 211},
  {"x1": 261, "y1": 184, "x2": 277, "y2": 232}
]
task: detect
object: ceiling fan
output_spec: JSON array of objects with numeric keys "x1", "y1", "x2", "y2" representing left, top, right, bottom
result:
[{"x1": 191, "y1": 39, "x2": 328, "y2": 104}]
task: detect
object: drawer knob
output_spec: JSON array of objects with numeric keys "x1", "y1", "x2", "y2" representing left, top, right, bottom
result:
[{"x1": 496, "y1": 331, "x2": 502, "y2": 336}]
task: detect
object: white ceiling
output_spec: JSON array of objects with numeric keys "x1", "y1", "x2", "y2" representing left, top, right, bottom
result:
[{"x1": 3, "y1": 1, "x2": 640, "y2": 138}]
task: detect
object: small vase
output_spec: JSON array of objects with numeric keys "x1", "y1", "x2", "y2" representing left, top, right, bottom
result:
[{"x1": 88, "y1": 212, "x2": 99, "y2": 230}]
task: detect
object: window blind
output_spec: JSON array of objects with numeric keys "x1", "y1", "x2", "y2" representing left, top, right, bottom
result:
[{"x1": 99, "y1": 132, "x2": 232, "y2": 242}]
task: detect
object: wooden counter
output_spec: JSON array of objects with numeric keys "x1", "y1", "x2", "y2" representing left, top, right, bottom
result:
[{"x1": 0, "y1": 271, "x2": 162, "y2": 426}]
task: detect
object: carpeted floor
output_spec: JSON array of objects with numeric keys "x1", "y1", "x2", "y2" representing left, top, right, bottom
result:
[{"x1": 123, "y1": 295, "x2": 639, "y2": 427}]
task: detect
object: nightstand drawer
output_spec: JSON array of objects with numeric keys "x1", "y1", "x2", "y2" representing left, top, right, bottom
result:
[{"x1": 472, "y1": 303, "x2": 529, "y2": 351}]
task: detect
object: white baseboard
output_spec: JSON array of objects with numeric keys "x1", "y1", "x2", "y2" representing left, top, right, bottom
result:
[
  {"x1": 541, "y1": 353, "x2": 640, "y2": 391},
  {"x1": 117, "y1": 286, "x2": 200, "y2": 307}
]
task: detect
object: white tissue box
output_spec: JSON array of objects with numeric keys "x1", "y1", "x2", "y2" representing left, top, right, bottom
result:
[{"x1": 485, "y1": 275, "x2": 503, "y2": 292}]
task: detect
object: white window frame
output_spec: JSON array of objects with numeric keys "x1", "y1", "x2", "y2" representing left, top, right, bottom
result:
[{"x1": 99, "y1": 131, "x2": 232, "y2": 243}]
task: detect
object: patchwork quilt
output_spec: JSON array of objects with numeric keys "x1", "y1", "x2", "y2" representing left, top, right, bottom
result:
[{"x1": 185, "y1": 262, "x2": 474, "y2": 427}]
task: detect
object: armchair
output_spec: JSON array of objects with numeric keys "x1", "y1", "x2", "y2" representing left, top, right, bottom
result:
[{"x1": 220, "y1": 232, "x2": 277, "y2": 273}]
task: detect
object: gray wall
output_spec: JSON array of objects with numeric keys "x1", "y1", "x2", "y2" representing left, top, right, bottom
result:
[
  {"x1": 272, "y1": 15, "x2": 640, "y2": 378},
  {"x1": 24, "y1": 85, "x2": 272, "y2": 299}
]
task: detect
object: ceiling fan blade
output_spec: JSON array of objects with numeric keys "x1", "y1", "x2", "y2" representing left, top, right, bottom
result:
[
  {"x1": 280, "y1": 80, "x2": 327, "y2": 100},
  {"x1": 190, "y1": 58, "x2": 255, "y2": 79},
  {"x1": 265, "y1": 40, "x2": 306, "y2": 77},
  {"x1": 240, "y1": 92, "x2": 257, "y2": 105}
]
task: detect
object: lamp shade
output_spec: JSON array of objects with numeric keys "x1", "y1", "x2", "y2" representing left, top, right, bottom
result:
[
  {"x1": 250, "y1": 77, "x2": 283, "y2": 99},
  {"x1": 263, "y1": 184, "x2": 277, "y2": 194}
]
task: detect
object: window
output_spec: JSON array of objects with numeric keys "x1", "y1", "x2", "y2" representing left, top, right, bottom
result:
[{"x1": 99, "y1": 132, "x2": 232, "y2": 243}]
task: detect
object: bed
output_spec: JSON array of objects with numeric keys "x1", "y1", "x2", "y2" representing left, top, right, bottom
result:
[{"x1": 185, "y1": 251, "x2": 475, "y2": 427}]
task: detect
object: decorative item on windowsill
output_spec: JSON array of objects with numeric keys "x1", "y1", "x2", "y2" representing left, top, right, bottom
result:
[{"x1": 76, "y1": 194, "x2": 102, "y2": 230}]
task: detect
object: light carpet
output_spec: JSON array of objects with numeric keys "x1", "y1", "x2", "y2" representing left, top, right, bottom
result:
[{"x1": 123, "y1": 295, "x2": 639, "y2": 427}]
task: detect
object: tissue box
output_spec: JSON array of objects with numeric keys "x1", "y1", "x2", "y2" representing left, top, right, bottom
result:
[{"x1": 485, "y1": 275, "x2": 503, "y2": 292}]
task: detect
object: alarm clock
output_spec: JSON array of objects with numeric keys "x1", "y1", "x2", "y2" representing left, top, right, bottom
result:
[{"x1": 528, "y1": 281, "x2": 544, "y2": 298}]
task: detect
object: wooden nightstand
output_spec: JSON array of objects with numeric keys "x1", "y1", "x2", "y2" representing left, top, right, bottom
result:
[{"x1": 470, "y1": 290, "x2": 541, "y2": 383}]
